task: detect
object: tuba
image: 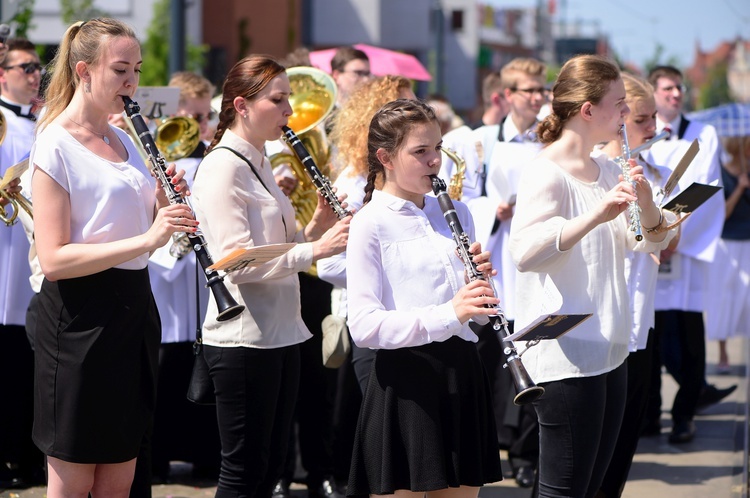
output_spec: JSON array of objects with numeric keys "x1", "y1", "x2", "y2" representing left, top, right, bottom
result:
[
  {"x1": 155, "y1": 116, "x2": 201, "y2": 162},
  {"x1": 153, "y1": 115, "x2": 202, "y2": 258},
  {"x1": 269, "y1": 66, "x2": 337, "y2": 230}
]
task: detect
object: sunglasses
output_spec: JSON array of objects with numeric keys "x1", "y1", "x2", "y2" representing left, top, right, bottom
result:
[{"x1": 3, "y1": 62, "x2": 43, "y2": 74}]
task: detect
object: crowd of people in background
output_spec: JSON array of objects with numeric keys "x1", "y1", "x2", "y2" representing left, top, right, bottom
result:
[{"x1": 0, "y1": 15, "x2": 747, "y2": 498}]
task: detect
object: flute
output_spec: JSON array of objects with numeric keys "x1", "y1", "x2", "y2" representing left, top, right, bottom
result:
[
  {"x1": 281, "y1": 126, "x2": 351, "y2": 220},
  {"x1": 430, "y1": 175, "x2": 544, "y2": 405},
  {"x1": 616, "y1": 124, "x2": 643, "y2": 241},
  {"x1": 122, "y1": 96, "x2": 245, "y2": 322}
]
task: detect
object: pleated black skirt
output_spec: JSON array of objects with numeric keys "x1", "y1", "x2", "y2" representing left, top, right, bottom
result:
[
  {"x1": 347, "y1": 336, "x2": 503, "y2": 495},
  {"x1": 32, "y1": 267, "x2": 160, "y2": 464}
]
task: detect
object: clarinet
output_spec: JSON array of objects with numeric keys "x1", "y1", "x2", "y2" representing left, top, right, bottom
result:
[
  {"x1": 616, "y1": 124, "x2": 643, "y2": 241},
  {"x1": 281, "y1": 126, "x2": 351, "y2": 219},
  {"x1": 122, "y1": 96, "x2": 245, "y2": 322},
  {"x1": 430, "y1": 176, "x2": 544, "y2": 405}
]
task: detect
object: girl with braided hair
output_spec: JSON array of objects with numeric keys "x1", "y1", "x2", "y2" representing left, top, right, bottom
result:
[{"x1": 345, "y1": 98, "x2": 503, "y2": 498}]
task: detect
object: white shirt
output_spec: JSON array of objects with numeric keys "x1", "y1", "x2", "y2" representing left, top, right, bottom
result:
[
  {"x1": 646, "y1": 116, "x2": 724, "y2": 312},
  {"x1": 148, "y1": 155, "x2": 210, "y2": 343},
  {"x1": 346, "y1": 190, "x2": 488, "y2": 350},
  {"x1": 509, "y1": 153, "x2": 674, "y2": 383},
  {"x1": 316, "y1": 166, "x2": 366, "y2": 317},
  {"x1": 31, "y1": 123, "x2": 155, "y2": 270},
  {"x1": 0, "y1": 110, "x2": 36, "y2": 324},
  {"x1": 192, "y1": 129, "x2": 314, "y2": 348}
]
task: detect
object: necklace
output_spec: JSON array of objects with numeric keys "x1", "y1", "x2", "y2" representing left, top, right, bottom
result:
[{"x1": 66, "y1": 111, "x2": 110, "y2": 145}]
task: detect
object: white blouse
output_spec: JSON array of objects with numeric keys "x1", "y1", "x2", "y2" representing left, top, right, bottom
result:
[
  {"x1": 0, "y1": 111, "x2": 36, "y2": 324},
  {"x1": 192, "y1": 129, "x2": 314, "y2": 348},
  {"x1": 31, "y1": 123, "x2": 155, "y2": 270},
  {"x1": 509, "y1": 153, "x2": 674, "y2": 383},
  {"x1": 346, "y1": 190, "x2": 488, "y2": 350}
]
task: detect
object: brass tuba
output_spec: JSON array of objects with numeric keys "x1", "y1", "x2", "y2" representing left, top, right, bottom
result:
[
  {"x1": 154, "y1": 116, "x2": 201, "y2": 162},
  {"x1": 269, "y1": 66, "x2": 337, "y2": 230}
]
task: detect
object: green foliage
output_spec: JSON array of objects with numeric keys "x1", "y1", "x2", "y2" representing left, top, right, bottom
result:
[
  {"x1": 643, "y1": 43, "x2": 682, "y2": 75},
  {"x1": 696, "y1": 61, "x2": 731, "y2": 110},
  {"x1": 237, "y1": 18, "x2": 251, "y2": 59},
  {"x1": 6, "y1": 0, "x2": 36, "y2": 39},
  {"x1": 59, "y1": 0, "x2": 107, "y2": 25},
  {"x1": 140, "y1": 0, "x2": 208, "y2": 86}
]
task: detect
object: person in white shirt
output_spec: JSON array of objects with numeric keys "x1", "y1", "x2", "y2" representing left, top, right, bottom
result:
[
  {"x1": 191, "y1": 54, "x2": 350, "y2": 496},
  {"x1": 346, "y1": 99, "x2": 503, "y2": 498},
  {"x1": 0, "y1": 36, "x2": 44, "y2": 487},
  {"x1": 643, "y1": 65, "x2": 732, "y2": 444},
  {"x1": 31, "y1": 18, "x2": 195, "y2": 496},
  {"x1": 508, "y1": 55, "x2": 675, "y2": 498},
  {"x1": 597, "y1": 72, "x2": 680, "y2": 498},
  {"x1": 319, "y1": 74, "x2": 415, "y2": 392}
]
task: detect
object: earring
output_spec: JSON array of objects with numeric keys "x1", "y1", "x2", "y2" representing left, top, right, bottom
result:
[{"x1": 84, "y1": 81, "x2": 91, "y2": 93}]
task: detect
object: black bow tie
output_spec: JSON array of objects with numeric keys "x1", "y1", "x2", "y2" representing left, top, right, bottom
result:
[{"x1": 0, "y1": 99, "x2": 36, "y2": 121}]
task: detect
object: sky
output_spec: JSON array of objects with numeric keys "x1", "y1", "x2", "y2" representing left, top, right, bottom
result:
[{"x1": 483, "y1": 0, "x2": 750, "y2": 69}]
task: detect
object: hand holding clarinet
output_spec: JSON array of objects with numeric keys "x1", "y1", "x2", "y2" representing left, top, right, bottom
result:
[{"x1": 431, "y1": 175, "x2": 544, "y2": 405}]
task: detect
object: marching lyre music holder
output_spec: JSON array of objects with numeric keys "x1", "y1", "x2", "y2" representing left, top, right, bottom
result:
[{"x1": 208, "y1": 243, "x2": 296, "y2": 273}]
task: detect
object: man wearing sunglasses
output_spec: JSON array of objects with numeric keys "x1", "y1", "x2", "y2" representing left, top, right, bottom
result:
[{"x1": 0, "y1": 37, "x2": 45, "y2": 488}]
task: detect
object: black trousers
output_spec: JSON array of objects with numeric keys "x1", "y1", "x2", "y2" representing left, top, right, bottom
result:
[
  {"x1": 281, "y1": 273, "x2": 338, "y2": 487},
  {"x1": 648, "y1": 310, "x2": 706, "y2": 425},
  {"x1": 205, "y1": 344, "x2": 300, "y2": 498},
  {"x1": 535, "y1": 362, "x2": 627, "y2": 498},
  {"x1": 599, "y1": 330, "x2": 657, "y2": 497}
]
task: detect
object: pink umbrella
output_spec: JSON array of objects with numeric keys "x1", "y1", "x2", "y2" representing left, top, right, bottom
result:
[{"x1": 309, "y1": 43, "x2": 432, "y2": 81}]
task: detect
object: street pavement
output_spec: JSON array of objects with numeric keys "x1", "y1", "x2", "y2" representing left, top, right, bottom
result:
[{"x1": 2, "y1": 337, "x2": 746, "y2": 498}]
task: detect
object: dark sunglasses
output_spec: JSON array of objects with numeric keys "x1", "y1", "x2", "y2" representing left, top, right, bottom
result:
[{"x1": 3, "y1": 62, "x2": 43, "y2": 74}]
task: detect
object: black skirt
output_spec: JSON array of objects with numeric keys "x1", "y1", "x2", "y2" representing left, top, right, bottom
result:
[
  {"x1": 347, "y1": 336, "x2": 503, "y2": 495},
  {"x1": 33, "y1": 268, "x2": 160, "y2": 464}
]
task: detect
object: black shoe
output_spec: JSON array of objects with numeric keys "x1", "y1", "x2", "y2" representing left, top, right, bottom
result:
[
  {"x1": 273, "y1": 479, "x2": 291, "y2": 498},
  {"x1": 514, "y1": 465, "x2": 535, "y2": 488},
  {"x1": 697, "y1": 384, "x2": 737, "y2": 410},
  {"x1": 668, "y1": 420, "x2": 696, "y2": 444},
  {"x1": 309, "y1": 477, "x2": 344, "y2": 498}
]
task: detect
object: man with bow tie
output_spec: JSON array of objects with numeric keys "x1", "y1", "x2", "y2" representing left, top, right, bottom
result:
[{"x1": 0, "y1": 37, "x2": 45, "y2": 488}]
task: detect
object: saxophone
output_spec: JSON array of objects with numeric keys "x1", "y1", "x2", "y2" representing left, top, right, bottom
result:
[{"x1": 441, "y1": 147, "x2": 465, "y2": 201}]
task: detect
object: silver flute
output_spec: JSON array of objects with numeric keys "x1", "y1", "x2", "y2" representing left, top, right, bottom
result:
[{"x1": 616, "y1": 124, "x2": 643, "y2": 241}]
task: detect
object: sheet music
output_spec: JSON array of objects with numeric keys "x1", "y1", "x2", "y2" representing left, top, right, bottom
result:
[
  {"x1": 208, "y1": 243, "x2": 296, "y2": 272},
  {"x1": 0, "y1": 158, "x2": 29, "y2": 189}
]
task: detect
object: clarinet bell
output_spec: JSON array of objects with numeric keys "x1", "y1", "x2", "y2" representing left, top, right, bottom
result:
[{"x1": 507, "y1": 358, "x2": 545, "y2": 405}]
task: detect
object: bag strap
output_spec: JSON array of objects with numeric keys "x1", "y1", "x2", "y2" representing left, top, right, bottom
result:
[{"x1": 210, "y1": 145, "x2": 287, "y2": 235}]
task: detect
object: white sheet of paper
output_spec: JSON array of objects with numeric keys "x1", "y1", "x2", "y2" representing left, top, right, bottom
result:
[{"x1": 506, "y1": 276, "x2": 565, "y2": 341}]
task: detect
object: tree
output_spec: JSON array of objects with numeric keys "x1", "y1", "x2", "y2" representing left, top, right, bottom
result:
[
  {"x1": 140, "y1": 0, "x2": 208, "y2": 86},
  {"x1": 697, "y1": 61, "x2": 731, "y2": 110},
  {"x1": 6, "y1": 0, "x2": 36, "y2": 39},
  {"x1": 643, "y1": 43, "x2": 682, "y2": 75},
  {"x1": 59, "y1": 0, "x2": 107, "y2": 25}
]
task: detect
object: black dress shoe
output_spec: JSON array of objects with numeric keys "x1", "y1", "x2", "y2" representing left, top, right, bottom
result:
[
  {"x1": 514, "y1": 465, "x2": 535, "y2": 488},
  {"x1": 697, "y1": 384, "x2": 737, "y2": 410},
  {"x1": 309, "y1": 478, "x2": 344, "y2": 498},
  {"x1": 272, "y1": 479, "x2": 291, "y2": 498},
  {"x1": 668, "y1": 420, "x2": 696, "y2": 444}
]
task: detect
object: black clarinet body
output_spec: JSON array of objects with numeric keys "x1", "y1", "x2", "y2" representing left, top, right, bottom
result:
[
  {"x1": 122, "y1": 96, "x2": 244, "y2": 322},
  {"x1": 281, "y1": 126, "x2": 351, "y2": 219},
  {"x1": 430, "y1": 175, "x2": 544, "y2": 405}
]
